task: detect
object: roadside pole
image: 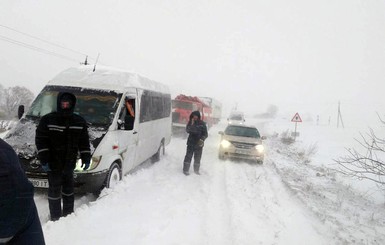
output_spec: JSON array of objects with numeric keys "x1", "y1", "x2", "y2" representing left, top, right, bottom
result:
[{"x1": 291, "y1": 112, "x2": 302, "y2": 141}]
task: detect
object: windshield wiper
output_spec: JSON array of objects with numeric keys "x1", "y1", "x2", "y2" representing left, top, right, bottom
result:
[{"x1": 25, "y1": 115, "x2": 40, "y2": 120}]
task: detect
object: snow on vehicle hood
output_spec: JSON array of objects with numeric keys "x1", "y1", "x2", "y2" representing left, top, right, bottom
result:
[{"x1": 5, "y1": 118, "x2": 106, "y2": 159}]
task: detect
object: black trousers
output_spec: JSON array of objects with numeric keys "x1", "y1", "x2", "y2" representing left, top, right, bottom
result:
[
  {"x1": 47, "y1": 171, "x2": 74, "y2": 221},
  {"x1": 183, "y1": 145, "x2": 203, "y2": 172}
]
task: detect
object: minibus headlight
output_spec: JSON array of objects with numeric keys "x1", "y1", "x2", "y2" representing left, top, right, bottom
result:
[
  {"x1": 75, "y1": 156, "x2": 102, "y2": 172},
  {"x1": 220, "y1": 139, "x2": 232, "y2": 148},
  {"x1": 255, "y1": 145, "x2": 264, "y2": 153}
]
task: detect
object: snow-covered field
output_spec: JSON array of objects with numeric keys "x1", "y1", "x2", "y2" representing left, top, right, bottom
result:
[{"x1": 2, "y1": 118, "x2": 385, "y2": 244}]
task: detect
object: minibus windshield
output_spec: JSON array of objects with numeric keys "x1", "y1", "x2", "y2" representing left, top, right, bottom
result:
[{"x1": 26, "y1": 86, "x2": 121, "y2": 127}]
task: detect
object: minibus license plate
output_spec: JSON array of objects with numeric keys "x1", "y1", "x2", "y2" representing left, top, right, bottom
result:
[{"x1": 29, "y1": 179, "x2": 49, "y2": 188}]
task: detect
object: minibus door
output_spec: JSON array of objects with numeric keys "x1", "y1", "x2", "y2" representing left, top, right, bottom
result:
[{"x1": 117, "y1": 90, "x2": 138, "y2": 173}]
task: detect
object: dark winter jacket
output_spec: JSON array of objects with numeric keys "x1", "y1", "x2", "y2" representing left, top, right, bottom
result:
[
  {"x1": 35, "y1": 92, "x2": 91, "y2": 172},
  {"x1": 186, "y1": 111, "x2": 208, "y2": 146},
  {"x1": 0, "y1": 138, "x2": 34, "y2": 238}
]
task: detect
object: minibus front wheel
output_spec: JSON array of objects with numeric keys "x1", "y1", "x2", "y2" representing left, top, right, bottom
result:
[{"x1": 106, "y1": 162, "x2": 122, "y2": 188}]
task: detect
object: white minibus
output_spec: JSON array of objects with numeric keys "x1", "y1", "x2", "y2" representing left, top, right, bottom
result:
[{"x1": 5, "y1": 65, "x2": 172, "y2": 193}]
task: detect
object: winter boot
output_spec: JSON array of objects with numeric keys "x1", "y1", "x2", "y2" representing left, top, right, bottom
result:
[
  {"x1": 62, "y1": 192, "x2": 75, "y2": 217},
  {"x1": 193, "y1": 163, "x2": 200, "y2": 175},
  {"x1": 183, "y1": 162, "x2": 191, "y2": 175},
  {"x1": 48, "y1": 189, "x2": 62, "y2": 221},
  {"x1": 48, "y1": 199, "x2": 61, "y2": 221}
]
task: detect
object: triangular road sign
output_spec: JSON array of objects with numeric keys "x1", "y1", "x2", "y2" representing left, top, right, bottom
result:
[{"x1": 291, "y1": 112, "x2": 302, "y2": 122}]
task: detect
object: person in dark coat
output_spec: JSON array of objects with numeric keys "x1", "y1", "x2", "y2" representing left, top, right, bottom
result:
[
  {"x1": 0, "y1": 138, "x2": 45, "y2": 244},
  {"x1": 35, "y1": 92, "x2": 91, "y2": 221},
  {"x1": 183, "y1": 111, "x2": 208, "y2": 175}
]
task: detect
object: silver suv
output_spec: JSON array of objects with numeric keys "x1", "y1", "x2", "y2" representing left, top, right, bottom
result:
[{"x1": 218, "y1": 124, "x2": 265, "y2": 164}]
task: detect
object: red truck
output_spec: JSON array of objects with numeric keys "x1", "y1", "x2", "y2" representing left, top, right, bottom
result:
[{"x1": 172, "y1": 94, "x2": 221, "y2": 135}]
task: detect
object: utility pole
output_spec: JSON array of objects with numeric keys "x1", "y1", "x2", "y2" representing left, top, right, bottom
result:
[
  {"x1": 93, "y1": 53, "x2": 100, "y2": 72},
  {"x1": 337, "y1": 101, "x2": 345, "y2": 128},
  {"x1": 81, "y1": 56, "x2": 88, "y2": 65}
]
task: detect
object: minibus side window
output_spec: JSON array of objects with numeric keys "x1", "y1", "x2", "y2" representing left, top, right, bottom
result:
[{"x1": 118, "y1": 98, "x2": 135, "y2": 130}]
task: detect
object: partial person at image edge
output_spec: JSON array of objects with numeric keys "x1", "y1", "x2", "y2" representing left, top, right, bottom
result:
[{"x1": 0, "y1": 138, "x2": 45, "y2": 245}]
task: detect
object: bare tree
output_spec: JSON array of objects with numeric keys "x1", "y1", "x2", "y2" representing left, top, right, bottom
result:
[
  {"x1": 266, "y1": 104, "x2": 279, "y2": 118},
  {"x1": 335, "y1": 115, "x2": 385, "y2": 185},
  {"x1": 0, "y1": 84, "x2": 4, "y2": 102},
  {"x1": 1, "y1": 86, "x2": 34, "y2": 119},
  {"x1": 0, "y1": 84, "x2": 6, "y2": 118}
]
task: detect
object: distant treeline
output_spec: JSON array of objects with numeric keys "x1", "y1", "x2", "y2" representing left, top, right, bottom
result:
[{"x1": 0, "y1": 84, "x2": 34, "y2": 119}]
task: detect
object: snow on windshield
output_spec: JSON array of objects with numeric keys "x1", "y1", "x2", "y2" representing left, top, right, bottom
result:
[
  {"x1": 225, "y1": 125, "x2": 260, "y2": 138},
  {"x1": 27, "y1": 85, "x2": 121, "y2": 127}
]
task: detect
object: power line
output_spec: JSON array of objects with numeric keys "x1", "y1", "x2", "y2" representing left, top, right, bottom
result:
[
  {"x1": 0, "y1": 24, "x2": 94, "y2": 60},
  {"x1": 0, "y1": 34, "x2": 80, "y2": 62}
]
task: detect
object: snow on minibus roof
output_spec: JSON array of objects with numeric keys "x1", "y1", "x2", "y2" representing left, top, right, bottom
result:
[{"x1": 47, "y1": 65, "x2": 169, "y2": 93}]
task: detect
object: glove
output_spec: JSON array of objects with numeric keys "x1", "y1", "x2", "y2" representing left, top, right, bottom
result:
[
  {"x1": 81, "y1": 162, "x2": 90, "y2": 170},
  {"x1": 197, "y1": 139, "x2": 204, "y2": 147},
  {"x1": 41, "y1": 163, "x2": 51, "y2": 172}
]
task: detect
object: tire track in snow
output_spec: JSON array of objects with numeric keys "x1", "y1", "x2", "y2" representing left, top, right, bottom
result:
[
  {"x1": 203, "y1": 160, "x2": 234, "y2": 245},
  {"x1": 219, "y1": 160, "x2": 327, "y2": 245},
  {"x1": 223, "y1": 162, "x2": 284, "y2": 244}
]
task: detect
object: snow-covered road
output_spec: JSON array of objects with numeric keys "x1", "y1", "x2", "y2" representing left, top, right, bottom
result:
[
  {"x1": 39, "y1": 122, "x2": 330, "y2": 245},
  {"x1": 3, "y1": 118, "x2": 384, "y2": 244}
]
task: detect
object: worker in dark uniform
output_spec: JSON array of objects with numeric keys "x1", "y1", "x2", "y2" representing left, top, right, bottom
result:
[
  {"x1": 35, "y1": 92, "x2": 91, "y2": 221},
  {"x1": 183, "y1": 111, "x2": 208, "y2": 175}
]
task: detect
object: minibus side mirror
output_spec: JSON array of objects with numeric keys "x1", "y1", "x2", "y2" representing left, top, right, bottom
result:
[
  {"x1": 18, "y1": 105, "x2": 25, "y2": 119},
  {"x1": 261, "y1": 136, "x2": 267, "y2": 140},
  {"x1": 218, "y1": 131, "x2": 224, "y2": 135},
  {"x1": 117, "y1": 119, "x2": 124, "y2": 130},
  {"x1": 109, "y1": 112, "x2": 115, "y2": 121}
]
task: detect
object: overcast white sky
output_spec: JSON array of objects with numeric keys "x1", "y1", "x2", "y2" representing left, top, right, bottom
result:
[{"x1": 0, "y1": 0, "x2": 384, "y2": 124}]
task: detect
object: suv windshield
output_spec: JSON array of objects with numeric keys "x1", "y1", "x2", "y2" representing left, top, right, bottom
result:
[
  {"x1": 225, "y1": 125, "x2": 260, "y2": 138},
  {"x1": 26, "y1": 85, "x2": 121, "y2": 127}
]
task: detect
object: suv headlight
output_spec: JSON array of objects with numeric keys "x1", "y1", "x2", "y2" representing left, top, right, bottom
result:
[
  {"x1": 220, "y1": 139, "x2": 232, "y2": 148},
  {"x1": 255, "y1": 144, "x2": 264, "y2": 153},
  {"x1": 75, "y1": 156, "x2": 102, "y2": 172}
]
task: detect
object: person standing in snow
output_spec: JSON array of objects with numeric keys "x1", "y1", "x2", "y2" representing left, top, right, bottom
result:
[
  {"x1": 0, "y1": 138, "x2": 45, "y2": 244},
  {"x1": 183, "y1": 111, "x2": 208, "y2": 175},
  {"x1": 35, "y1": 92, "x2": 91, "y2": 221}
]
